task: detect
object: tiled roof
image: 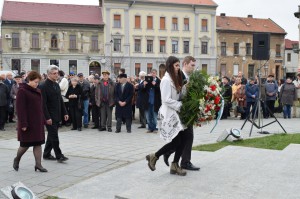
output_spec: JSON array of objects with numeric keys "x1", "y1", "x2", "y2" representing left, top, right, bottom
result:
[
  {"x1": 142, "y1": 0, "x2": 217, "y2": 6},
  {"x1": 285, "y1": 39, "x2": 299, "y2": 49},
  {"x1": 1, "y1": 1, "x2": 104, "y2": 26},
  {"x1": 217, "y1": 15, "x2": 286, "y2": 34}
]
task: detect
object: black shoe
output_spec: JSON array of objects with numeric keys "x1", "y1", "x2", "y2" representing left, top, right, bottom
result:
[
  {"x1": 127, "y1": 131, "x2": 131, "y2": 133},
  {"x1": 57, "y1": 155, "x2": 69, "y2": 163},
  {"x1": 65, "y1": 123, "x2": 71, "y2": 127},
  {"x1": 35, "y1": 166, "x2": 48, "y2": 172},
  {"x1": 84, "y1": 124, "x2": 88, "y2": 128},
  {"x1": 108, "y1": 128, "x2": 112, "y2": 132},
  {"x1": 92, "y1": 126, "x2": 98, "y2": 129},
  {"x1": 163, "y1": 153, "x2": 171, "y2": 167},
  {"x1": 115, "y1": 130, "x2": 120, "y2": 133},
  {"x1": 9, "y1": 120, "x2": 16, "y2": 123},
  {"x1": 78, "y1": 128, "x2": 82, "y2": 131},
  {"x1": 0, "y1": 128, "x2": 6, "y2": 131},
  {"x1": 13, "y1": 157, "x2": 19, "y2": 171},
  {"x1": 71, "y1": 128, "x2": 77, "y2": 130},
  {"x1": 99, "y1": 128, "x2": 106, "y2": 131},
  {"x1": 181, "y1": 162, "x2": 200, "y2": 171},
  {"x1": 138, "y1": 126, "x2": 146, "y2": 129},
  {"x1": 43, "y1": 155, "x2": 56, "y2": 160}
]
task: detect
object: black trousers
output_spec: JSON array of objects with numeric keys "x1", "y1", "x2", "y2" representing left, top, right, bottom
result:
[
  {"x1": 69, "y1": 106, "x2": 82, "y2": 129},
  {"x1": 266, "y1": 100, "x2": 275, "y2": 117},
  {"x1": 139, "y1": 108, "x2": 146, "y2": 127},
  {"x1": 155, "y1": 131, "x2": 187, "y2": 163},
  {"x1": 0, "y1": 106, "x2": 6, "y2": 129},
  {"x1": 43, "y1": 123, "x2": 63, "y2": 159},
  {"x1": 116, "y1": 117, "x2": 131, "y2": 131},
  {"x1": 91, "y1": 105, "x2": 100, "y2": 128}
]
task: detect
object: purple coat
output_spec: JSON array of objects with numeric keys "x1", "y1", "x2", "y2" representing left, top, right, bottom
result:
[{"x1": 16, "y1": 83, "x2": 45, "y2": 143}]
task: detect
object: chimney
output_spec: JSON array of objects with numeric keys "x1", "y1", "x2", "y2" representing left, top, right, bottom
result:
[
  {"x1": 220, "y1": 13, "x2": 226, "y2": 17},
  {"x1": 247, "y1": 15, "x2": 253, "y2": 18}
]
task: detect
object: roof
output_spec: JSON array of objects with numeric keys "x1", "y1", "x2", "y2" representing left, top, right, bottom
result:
[
  {"x1": 1, "y1": 1, "x2": 104, "y2": 26},
  {"x1": 139, "y1": 0, "x2": 217, "y2": 6},
  {"x1": 285, "y1": 39, "x2": 299, "y2": 49},
  {"x1": 217, "y1": 15, "x2": 286, "y2": 34}
]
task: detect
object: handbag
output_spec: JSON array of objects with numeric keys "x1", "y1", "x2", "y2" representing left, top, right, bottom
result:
[{"x1": 236, "y1": 106, "x2": 245, "y2": 114}]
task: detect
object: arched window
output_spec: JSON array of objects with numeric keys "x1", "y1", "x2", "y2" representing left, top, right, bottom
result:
[{"x1": 51, "y1": 34, "x2": 58, "y2": 48}]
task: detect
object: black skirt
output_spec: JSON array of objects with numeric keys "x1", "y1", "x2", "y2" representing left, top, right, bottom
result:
[{"x1": 20, "y1": 140, "x2": 45, "y2": 147}]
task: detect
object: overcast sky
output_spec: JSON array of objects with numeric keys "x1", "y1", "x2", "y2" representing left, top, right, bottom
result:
[{"x1": 0, "y1": 0, "x2": 299, "y2": 40}]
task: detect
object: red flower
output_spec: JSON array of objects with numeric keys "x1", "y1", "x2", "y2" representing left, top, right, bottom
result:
[
  {"x1": 214, "y1": 96, "x2": 221, "y2": 104},
  {"x1": 210, "y1": 85, "x2": 216, "y2": 91}
]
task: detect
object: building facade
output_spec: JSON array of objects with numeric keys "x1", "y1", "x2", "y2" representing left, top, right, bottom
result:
[
  {"x1": 284, "y1": 39, "x2": 299, "y2": 78},
  {"x1": 103, "y1": 0, "x2": 218, "y2": 78},
  {"x1": 1, "y1": 1, "x2": 105, "y2": 76},
  {"x1": 216, "y1": 14, "x2": 286, "y2": 80}
]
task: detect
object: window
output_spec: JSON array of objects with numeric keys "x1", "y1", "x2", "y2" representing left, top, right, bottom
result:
[
  {"x1": 248, "y1": 64, "x2": 255, "y2": 78},
  {"x1": 134, "y1": 39, "x2": 141, "y2": 52},
  {"x1": 32, "y1": 33, "x2": 39, "y2": 48},
  {"x1": 113, "y1": 39, "x2": 121, "y2": 52},
  {"x1": 50, "y1": 59, "x2": 59, "y2": 67},
  {"x1": 69, "y1": 35, "x2": 76, "y2": 49},
  {"x1": 233, "y1": 64, "x2": 239, "y2": 75},
  {"x1": 276, "y1": 44, "x2": 281, "y2": 56},
  {"x1": 160, "y1": 17, "x2": 166, "y2": 30},
  {"x1": 221, "y1": 64, "x2": 226, "y2": 76},
  {"x1": 12, "y1": 59, "x2": 21, "y2": 73},
  {"x1": 31, "y1": 59, "x2": 40, "y2": 73},
  {"x1": 172, "y1": 18, "x2": 178, "y2": 31},
  {"x1": 234, "y1": 43, "x2": 239, "y2": 55},
  {"x1": 202, "y1": 64, "x2": 207, "y2": 73},
  {"x1": 114, "y1": 14, "x2": 121, "y2": 28},
  {"x1": 287, "y1": 53, "x2": 291, "y2": 62},
  {"x1": 172, "y1": 40, "x2": 178, "y2": 53},
  {"x1": 135, "y1": 15, "x2": 141, "y2": 29},
  {"x1": 147, "y1": 63, "x2": 153, "y2": 74},
  {"x1": 12, "y1": 33, "x2": 20, "y2": 48},
  {"x1": 183, "y1": 41, "x2": 189, "y2": 54},
  {"x1": 114, "y1": 63, "x2": 121, "y2": 76},
  {"x1": 221, "y1": 42, "x2": 226, "y2": 56},
  {"x1": 69, "y1": 60, "x2": 77, "y2": 74},
  {"x1": 135, "y1": 63, "x2": 141, "y2": 76},
  {"x1": 160, "y1": 40, "x2": 166, "y2": 53},
  {"x1": 201, "y1": 41, "x2": 208, "y2": 54},
  {"x1": 246, "y1": 43, "x2": 251, "y2": 55},
  {"x1": 147, "y1": 40, "x2": 153, "y2": 52},
  {"x1": 51, "y1": 34, "x2": 58, "y2": 48},
  {"x1": 91, "y1": 35, "x2": 98, "y2": 50},
  {"x1": 147, "y1": 16, "x2": 153, "y2": 29},
  {"x1": 201, "y1": 19, "x2": 208, "y2": 32},
  {"x1": 184, "y1": 18, "x2": 189, "y2": 31}
]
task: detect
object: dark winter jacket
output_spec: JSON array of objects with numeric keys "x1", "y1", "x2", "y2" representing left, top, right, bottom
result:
[
  {"x1": 0, "y1": 82, "x2": 9, "y2": 106},
  {"x1": 279, "y1": 83, "x2": 297, "y2": 105},
  {"x1": 65, "y1": 84, "x2": 83, "y2": 107},
  {"x1": 16, "y1": 83, "x2": 45, "y2": 143},
  {"x1": 115, "y1": 82, "x2": 133, "y2": 119},
  {"x1": 245, "y1": 83, "x2": 259, "y2": 103},
  {"x1": 78, "y1": 80, "x2": 90, "y2": 100}
]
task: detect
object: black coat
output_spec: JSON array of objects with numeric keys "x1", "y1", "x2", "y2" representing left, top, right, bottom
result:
[
  {"x1": 65, "y1": 84, "x2": 83, "y2": 107},
  {"x1": 40, "y1": 79, "x2": 67, "y2": 123},
  {"x1": 136, "y1": 80, "x2": 149, "y2": 110},
  {"x1": 152, "y1": 77, "x2": 162, "y2": 113},
  {"x1": 90, "y1": 84, "x2": 96, "y2": 105},
  {"x1": 0, "y1": 83, "x2": 9, "y2": 106},
  {"x1": 115, "y1": 82, "x2": 134, "y2": 119},
  {"x1": 4, "y1": 79, "x2": 15, "y2": 92}
]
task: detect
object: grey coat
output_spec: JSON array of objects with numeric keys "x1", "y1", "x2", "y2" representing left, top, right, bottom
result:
[
  {"x1": 279, "y1": 83, "x2": 297, "y2": 105},
  {"x1": 265, "y1": 81, "x2": 278, "y2": 101}
]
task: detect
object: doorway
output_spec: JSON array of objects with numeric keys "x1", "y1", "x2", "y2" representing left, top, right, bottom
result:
[{"x1": 89, "y1": 61, "x2": 101, "y2": 75}]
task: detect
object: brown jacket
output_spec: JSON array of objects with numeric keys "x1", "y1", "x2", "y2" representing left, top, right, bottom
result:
[
  {"x1": 95, "y1": 78, "x2": 115, "y2": 107},
  {"x1": 233, "y1": 85, "x2": 247, "y2": 107}
]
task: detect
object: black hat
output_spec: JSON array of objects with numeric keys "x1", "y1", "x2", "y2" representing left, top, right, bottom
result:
[
  {"x1": 119, "y1": 73, "x2": 127, "y2": 78},
  {"x1": 14, "y1": 75, "x2": 22, "y2": 79},
  {"x1": 268, "y1": 74, "x2": 274, "y2": 77},
  {"x1": 94, "y1": 76, "x2": 100, "y2": 80},
  {"x1": 77, "y1": 73, "x2": 83, "y2": 77},
  {"x1": 20, "y1": 72, "x2": 26, "y2": 76}
]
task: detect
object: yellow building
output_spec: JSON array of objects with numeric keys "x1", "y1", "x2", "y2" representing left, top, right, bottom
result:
[{"x1": 104, "y1": 0, "x2": 218, "y2": 78}]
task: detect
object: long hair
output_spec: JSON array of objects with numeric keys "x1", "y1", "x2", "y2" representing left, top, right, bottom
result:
[{"x1": 166, "y1": 56, "x2": 182, "y2": 92}]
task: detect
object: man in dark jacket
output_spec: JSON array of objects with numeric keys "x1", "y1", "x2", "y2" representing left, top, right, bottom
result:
[
  {"x1": 135, "y1": 71, "x2": 148, "y2": 128},
  {"x1": 221, "y1": 76, "x2": 233, "y2": 119},
  {"x1": 90, "y1": 75, "x2": 100, "y2": 129},
  {"x1": 41, "y1": 65, "x2": 69, "y2": 163},
  {"x1": 115, "y1": 74, "x2": 133, "y2": 133},
  {"x1": 245, "y1": 77, "x2": 259, "y2": 119},
  {"x1": 0, "y1": 75, "x2": 9, "y2": 131},
  {"x1": 144, "y1": 69, "x2": 161, "y2": 133},
  {"x1": 4, "y1": 72, "x2": 15, "y2": 123},
  {"x1": 78, "y1": 73, "x2": 91, "y2": 128}
]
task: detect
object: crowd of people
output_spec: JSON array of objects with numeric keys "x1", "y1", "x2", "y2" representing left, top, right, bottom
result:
[{"x1": 1, "y1": 59, "x2": 300, "y2": 175}]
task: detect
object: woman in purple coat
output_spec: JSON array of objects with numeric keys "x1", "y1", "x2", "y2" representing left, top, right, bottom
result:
[{"x1": 13, "y1": 71, "x2": 47, "y2": 172}]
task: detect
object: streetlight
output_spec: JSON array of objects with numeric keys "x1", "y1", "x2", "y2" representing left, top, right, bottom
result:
[
  {"x1": 110, "y1": 39, "x2": 113, "y2": 75},
  {"x1": 264, "y1": 64, "x2": 268, "y2": 77}
]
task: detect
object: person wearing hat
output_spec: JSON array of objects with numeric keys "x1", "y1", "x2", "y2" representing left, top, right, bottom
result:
[
  {"x1": 95, "y1": 70, "x2": 115, "y2": 132},
  {"x1": 114, "y1": 73, "x2": 133, "y2": 133},
  {"x1": 221, "y1": 76, "x2": 232, "y2": 119},
  {"x1": 90, "y1": 75, "x2": 101, "y2": 129},
  {"x1": 10, "y1": 75, "x2": 23, "y2": 121},
  {"x1": 265, "y1": 74, "x2": 278, "y2": 118},
  {"x1": 245, "y1": 77, "x2": 259, "y2": 119}
]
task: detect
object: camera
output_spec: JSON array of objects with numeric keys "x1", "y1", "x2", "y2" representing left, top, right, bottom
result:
[{"x1": 145, "y1": 76, "x2": 153, "y2": 83}]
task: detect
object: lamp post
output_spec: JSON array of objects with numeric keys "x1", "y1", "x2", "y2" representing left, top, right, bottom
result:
[
  {"x1": 264, "y1": 64, "x2": 268, "y2": 77},
  {"x1": 110, "y1": 39, "x2": 113, "y2": 75}
]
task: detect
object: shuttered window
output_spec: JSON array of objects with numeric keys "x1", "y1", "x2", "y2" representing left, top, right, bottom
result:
[
  {"x1": 172, "y1": 18, "x2": 178, "y2": 30},
  {"x1": 184, "y1": 18, "x2": 189, "y2": 31},
  {"x1": 114, "y1": 14, "x2": 121, "y2": 28},
  {"x1": 135, "y1": 63, "x2": 141, "y2": 76},
  {"x1": 135, "y1": 15, "x2": 141, "y2": 29},
  {"x1": 160, "y1": 17, "x2": 166, "y2": 30},
  {"x1": 201, "y1": 19, "x2": 208, "y2": 32},
  {"x1": 147, "y1": 16, "x2": 153, "y2": 29}
]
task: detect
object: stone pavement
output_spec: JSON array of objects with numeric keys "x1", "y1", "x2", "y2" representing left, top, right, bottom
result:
[{"x1": 0, "y1": 117, "x2": 298, "y2": 198}]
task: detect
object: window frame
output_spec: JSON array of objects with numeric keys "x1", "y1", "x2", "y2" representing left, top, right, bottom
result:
[
  {"x1": 147, "y1": 40, "x2": 153, "y2": 53},
  {"x1": 183, "y1": 41, "x2": 189, "y2": 54},
  {"x1": 234, "y1": 42, "x2": 239, "y2": 55},
  {"x1": 201, "y1": 19, "x2": 208, "y2": 32},
  {"x1": 113, "y1": 39, "x2": 121, "y2": 52},
  {"x1": 201, "y1": 41, "x2": 208, "y2": 54},
  {"x1": 159, "y1": 40, "x2": 166, "y2": 53},
  {"x1": 91, "y1": 35, "x2": 99, "y2": 51},
  {"x1": 31, "y1": 33, "x2": 39, "y2": 49},
  {"x1": 113, "y1": 14, "x2": 121, "y2": 28},
  {"x1": 172, "y1": 17, "x2": 178, "y2": 31},
  {"x1": 51, "y1": 34, "x2": 58, "y2": 49},
  {"x1": 183, "y1": 18, "x2": 189, "y2": 31},
  {"x1": 135, "y1": 15, "x2": 141, "y2": 29},
  {"x1": 12, "y1": 33, "x2": 20, "y2": 48},
  {"x1": 69, "y1": 35, "x2": 77, "y2": 50},
  {"x1": 134, "y1": 39, "x2": 141, "y2": 52},
  {"x1": 147, "y1": 16, "x2": 153, "y2": 29},
  {"x1": 172, "y1": 40, "x2": 178, "y2": 54}
]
